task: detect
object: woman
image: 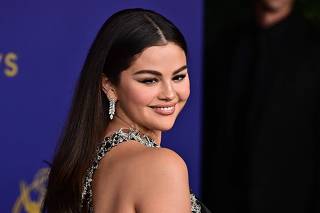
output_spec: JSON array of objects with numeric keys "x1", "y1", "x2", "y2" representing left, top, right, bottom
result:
[{"x1": 43, "y1": 8, "x2": 212, "y2": 213}]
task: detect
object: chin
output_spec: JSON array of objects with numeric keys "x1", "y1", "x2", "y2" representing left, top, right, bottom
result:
[
  {"x1": 159, "y1": 125, "x2": 174, "y2": 132},
  {"x1": 152, "y1": 119, "x2": 176, "y2": 132}
]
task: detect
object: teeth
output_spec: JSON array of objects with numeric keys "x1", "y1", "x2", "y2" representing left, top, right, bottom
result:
[{"x1": 158, "y1": 106, "x2": 173, "y2": 110}]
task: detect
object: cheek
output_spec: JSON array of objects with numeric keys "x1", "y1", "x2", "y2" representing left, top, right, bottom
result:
[
  {"x1": 120, "y1": 83, "x2": 156, "y2": 108},
  {"x1": 177, "y1": 79, "x2": 190, "y2": 101}
]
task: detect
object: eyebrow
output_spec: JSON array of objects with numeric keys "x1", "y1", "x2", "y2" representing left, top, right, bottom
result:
[{"x1": 133, "y1": 65, "x2": 187, "y2": 76}]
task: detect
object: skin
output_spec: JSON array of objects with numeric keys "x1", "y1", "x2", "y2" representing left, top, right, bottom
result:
[
  {"x1": 95, "y1": 42, "x2": 191, "y2": 212},
  {"x1": 102, "y1": 42, "x2": 190, "y2": 145},
  {"x1": 255, "y1": 0, "x2": 294, "y2": 28}
]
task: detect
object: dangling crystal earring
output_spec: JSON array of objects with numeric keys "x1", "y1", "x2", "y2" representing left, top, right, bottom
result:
[{"x1": 108, "y1": 99, "x2": 115, "y2": 120}]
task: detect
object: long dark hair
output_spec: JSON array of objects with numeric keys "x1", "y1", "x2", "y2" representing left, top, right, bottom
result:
[{"x1": 43, "y1": 8, "x2": 187, "y2": 212}]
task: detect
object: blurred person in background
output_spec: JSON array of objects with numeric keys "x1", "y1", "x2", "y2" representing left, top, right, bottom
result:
[{"x1": 202, "y1": 0, "x2": 320, "y2": 212}]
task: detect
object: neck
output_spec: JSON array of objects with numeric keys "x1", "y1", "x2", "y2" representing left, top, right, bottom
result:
[
  {"x1": 105, "y1": 112, "x2": 162, "y2": 145},
  {"x1": 256, "y1": 3, "x2": 293, "y2": 28}
]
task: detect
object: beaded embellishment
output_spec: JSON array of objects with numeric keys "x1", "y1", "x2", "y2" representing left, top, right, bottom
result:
[
  {"x1": 191, "y1": 193, "x2": 202, "y2": 213},
  {"x1": 80, "y1": 128, "x2": 201, "y2": 212}
]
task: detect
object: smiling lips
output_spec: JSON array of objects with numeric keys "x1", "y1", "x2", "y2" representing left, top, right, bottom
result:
[{"x1": 150, "y1": 104, "x2": 176, "y2": 115}]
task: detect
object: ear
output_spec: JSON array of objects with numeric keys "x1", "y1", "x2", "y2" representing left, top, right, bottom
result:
[{"x1": 101, "y1": 74, "x2": 118, "y2": 101}]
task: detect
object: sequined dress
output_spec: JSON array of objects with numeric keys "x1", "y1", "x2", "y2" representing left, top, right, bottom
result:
[{"x1": 81, "y1": 128, "x2": 212, "y2": 213}]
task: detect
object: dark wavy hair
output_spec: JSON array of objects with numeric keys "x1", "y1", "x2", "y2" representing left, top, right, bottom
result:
[{"x1": 42, "y1": 8, "x2": 187, "y2": 212}]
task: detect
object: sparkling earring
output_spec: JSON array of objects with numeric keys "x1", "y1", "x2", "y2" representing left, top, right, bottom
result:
[{"x1": 108, "y1": 99, "x2": 115, "y2": 120}]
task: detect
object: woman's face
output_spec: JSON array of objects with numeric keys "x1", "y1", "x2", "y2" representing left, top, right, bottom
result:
[{"x1": 115, "y1": 42, "x2": 190, "y2": 133}]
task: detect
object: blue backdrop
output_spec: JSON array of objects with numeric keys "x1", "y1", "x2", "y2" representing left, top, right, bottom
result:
[{"x1": 0, "y1": 1, "x2": 203, "y2": 212}]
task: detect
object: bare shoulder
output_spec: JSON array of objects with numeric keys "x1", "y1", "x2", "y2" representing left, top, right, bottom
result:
[
  {"x1": 127, "y1": 146, "x2": 189, "y2": 180},
  {"x1": 96, "y1": 142, "x2": 189, "y2": 186},
  {"x1": 140, "y1": 148, "x2": 188, "y2": 178},
  {"x1": 125, "y1": 146, "x2": 191, "y2": 212},
  {"x1": 105, "y1": 141, "x2": 188, "y2": 176},
  {"x1": 94, "y1": 141, "x2": 191, "y2": 212}
]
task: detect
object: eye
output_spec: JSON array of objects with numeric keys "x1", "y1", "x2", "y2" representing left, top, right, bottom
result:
[
  {"x1": 139, "y1": 78, "x2": 159, "y2": 85},
  {"x1": 173, "y1": 74, "x2": 186, "y2": 82}
]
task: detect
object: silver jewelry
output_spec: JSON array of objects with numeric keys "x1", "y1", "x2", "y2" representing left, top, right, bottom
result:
[{"x1": 108, "y1": 99, "x2": 115, "y2": 120}]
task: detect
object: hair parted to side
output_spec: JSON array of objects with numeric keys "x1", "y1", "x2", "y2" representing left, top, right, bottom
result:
[{"x1": 42, "y1": 8, "x2": 187, "y2": 213}]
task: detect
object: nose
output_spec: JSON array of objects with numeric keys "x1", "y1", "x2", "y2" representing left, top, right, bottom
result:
[{"x1": 159, "y1": 81, "x2": 176, "y2": 101}]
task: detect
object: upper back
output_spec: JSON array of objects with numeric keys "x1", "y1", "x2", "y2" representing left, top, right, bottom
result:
[{"x1": 83, "y1": 129, "x2": 191, "y2": 213}]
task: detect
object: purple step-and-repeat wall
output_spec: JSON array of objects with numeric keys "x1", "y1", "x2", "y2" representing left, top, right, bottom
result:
[{"x1": 0, "y1": 1, "x2": 203, "y2": 212}]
